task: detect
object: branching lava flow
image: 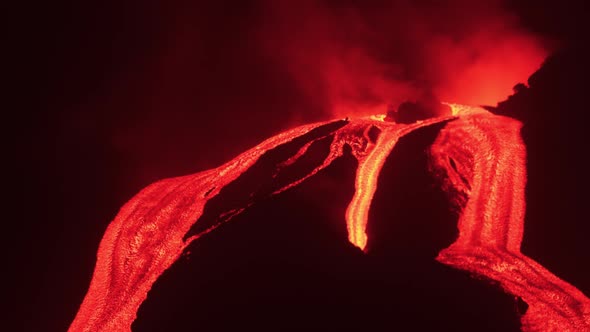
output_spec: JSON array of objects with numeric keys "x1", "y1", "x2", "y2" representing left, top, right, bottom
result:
[{"x1": 69, "y1": 105, "x2": 590, "y2": 332}]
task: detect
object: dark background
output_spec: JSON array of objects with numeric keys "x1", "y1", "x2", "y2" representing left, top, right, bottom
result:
[{"x1": 13, "y1": 0, "x2": 589, "y2": 331}]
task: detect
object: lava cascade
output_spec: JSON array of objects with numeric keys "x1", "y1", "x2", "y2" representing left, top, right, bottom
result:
[{"x1": 69, "y1": 105, "x2": 589, "y2": 332}]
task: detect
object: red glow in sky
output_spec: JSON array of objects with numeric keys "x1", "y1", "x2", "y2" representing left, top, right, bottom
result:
[
  {"x1": 435, "y1": 34, "x2": 547, "y2": 105},
  {"x1": 258, "y1": 0, "x2": 548, "y2": 118}
]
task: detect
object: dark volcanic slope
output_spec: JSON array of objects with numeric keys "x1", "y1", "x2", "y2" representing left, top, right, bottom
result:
[{"x1": 132, "y1": 123, "x2": 521, "y2": 332}]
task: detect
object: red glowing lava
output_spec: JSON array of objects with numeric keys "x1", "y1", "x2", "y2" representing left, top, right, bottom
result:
[
  {"x1": 432, "y1": 105, "x2": 590, "y2": 331},
  {"x1": 69, "y1": 105, "x2": 589, "y2": 332}
]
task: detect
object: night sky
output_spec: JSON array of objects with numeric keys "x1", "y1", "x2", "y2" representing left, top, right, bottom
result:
[{"x1": 14, "y1": 1, "x2": 589, "y2": 331}]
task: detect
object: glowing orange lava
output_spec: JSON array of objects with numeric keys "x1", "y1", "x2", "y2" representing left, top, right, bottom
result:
[
  {"x1": 344, "y1": 116, "x2": 454, "y2": 250},
  {"x1": 69, "y1": 106, "x2": 589, "y2": 332}
]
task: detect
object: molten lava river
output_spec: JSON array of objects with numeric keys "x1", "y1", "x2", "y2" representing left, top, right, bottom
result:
[{"x1": 69, "y1": 105, "x2": 590, "y2": 331}]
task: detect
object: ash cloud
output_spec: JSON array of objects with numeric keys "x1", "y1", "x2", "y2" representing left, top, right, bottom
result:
[{"x1": 255, "y1": 0, "x2": 548, "y2": 118}]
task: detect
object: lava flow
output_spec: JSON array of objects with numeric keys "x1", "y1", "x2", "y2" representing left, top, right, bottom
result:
[{"x1": 69, "y1": 105, "x2": 590, "y2": 332}]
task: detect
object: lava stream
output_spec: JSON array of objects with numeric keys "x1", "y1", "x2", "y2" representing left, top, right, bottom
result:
[{"x1": 431, "y1": 108, "x2": 590, "y2": 331}]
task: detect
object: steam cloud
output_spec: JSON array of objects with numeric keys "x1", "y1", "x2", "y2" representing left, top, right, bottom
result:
[
  {"x1": 68, "y1": 0, "x2": 550, "y2": 189},
  {"x1": 256, "y1": 0, "x2": 548, "y2": 118}
]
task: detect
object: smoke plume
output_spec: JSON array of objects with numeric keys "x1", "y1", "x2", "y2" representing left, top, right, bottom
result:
[{"x1": 256, "y1": 0, "x2": 548, "y2": 118}]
